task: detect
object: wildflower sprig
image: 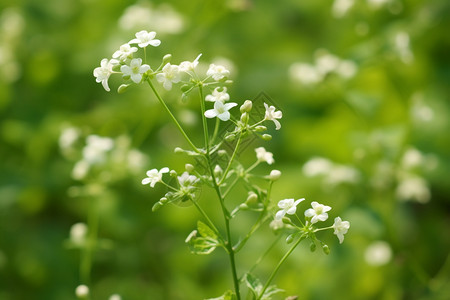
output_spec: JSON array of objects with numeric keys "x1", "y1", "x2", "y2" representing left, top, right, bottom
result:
[{"x1": 94, "y1": 30, "x2": 350, "y2": 300}]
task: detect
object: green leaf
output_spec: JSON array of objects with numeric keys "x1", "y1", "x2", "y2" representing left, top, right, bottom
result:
[
  {"x1": 197, "y1": 220, "x2": 217, "y2": 239},
  {"x1": 244, "y1": 273, "x2": 263, "y2": 297}
]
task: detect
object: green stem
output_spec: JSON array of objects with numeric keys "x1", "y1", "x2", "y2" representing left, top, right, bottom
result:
[
  {"x1": 190, "y1": 197, "x2": 224, "y2": 242},
  {"x1": 219, "y1": 133, "x2": 242, "y2": 185},
  {"x1": 80, "y1": 195, "x2": 99, "y2": 285},
  {"x1": 147, "y1": 79, "x2": 199, "y2": 153},
  {"x1": 210, "y1": 118, "x2": 220, "y2": 146},
  {"x1": 257, "y1": 235, "x2": 306, "y2": 300},
  {"x1": 198, "y1": 85, "x2": 241, "y2": 300},
  {"x1": 248, "y1": 235, "x2": 282, "y2": 275}
]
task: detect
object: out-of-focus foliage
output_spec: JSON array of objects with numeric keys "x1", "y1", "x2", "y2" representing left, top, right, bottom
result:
[{"x1": 0, "y1": 0, "x2": 449, "y2": 299}]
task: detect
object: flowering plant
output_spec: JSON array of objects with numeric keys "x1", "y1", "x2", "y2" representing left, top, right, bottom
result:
[{"x1": 91, "y1": 30, "x2": 350, "y2": 299}]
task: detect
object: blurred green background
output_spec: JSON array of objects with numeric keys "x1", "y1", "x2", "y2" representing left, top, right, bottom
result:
[{"x1": 1, "y1": 0, "x2": 449, "y2": 299}]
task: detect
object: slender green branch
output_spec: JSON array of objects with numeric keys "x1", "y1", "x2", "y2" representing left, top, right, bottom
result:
[
  {"x1": 219, "y1": 133, "x2": 243, "y2": 185},
  {"x1": 248, "y1": 235, "x2": 282, "y2": 275},
  {"x1": 190, "y1": 196, "x2": 224, "y2": 242},
  {"x1": 257, "y1": 235, "x2": 306, "y2": 300},
  {"x1": 80, "y1": 195, "x2": 99, "y2": 285},
  {"x1": 146, "y1": 79, "x2": 199, "y2": 153},
  {"x1": 210, "y1": 118, "x2": 220, "y2": 147}
]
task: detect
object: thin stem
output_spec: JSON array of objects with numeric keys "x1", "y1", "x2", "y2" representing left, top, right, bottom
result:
[
  {"x1": 190, "y1": 197, "x2": 224, "y2": 242},
  {"x1": 257, "y1": 235, "x2": 306, "y2": 300},
  {"x1": 248, "y1": 235, "x2": 282, "y2": 275},
  {"x1": 147, "y1": 79, "x2": 199, "y2": 153},
  {"x1": 198, "y1": 85, "x2": 241, "y2": 299},
  {"x1": 219, "y1": 133, "x2": 242, "y2": 185},
  {"x1": 80, "y1": 196, "x2": 99, "y2": 285},
  {"x1": 210, "y1": 118, "x2": 220, "y2": 146}
]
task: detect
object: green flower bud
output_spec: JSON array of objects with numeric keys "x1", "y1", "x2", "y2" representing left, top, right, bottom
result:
[
  {"x1": 170, "y1": 170, "x2": 177, "y2": 177},
  {"x1": 254, "y1": 125, "x2": 267, "y2": 132},
  {"x1": 310, "y1": 242, "x2": 317, "y2": 252},
  {"x1": 239, "y1": 203, "x2": 249, "y2": 210},
  {"x1": 218, "y1": 150, "x2": 227, "y2": 156},
  {"x1": 174, "y1": 147, "x2": 184, "y2": 153},
  {"x1": 268, "y1": 170, "x2": 281, "y2": 181},
  {"x1": 240, "y1": 100, "x2": 253, "y2": 113},
  {"x1": 152, "y1": 201, "x2": 163, "y2": 212},
  {"x1": 240, "y1": 112, "x2": 249, "y2": 123},
  {"x1": 162, "y1": 54, "x2": 172, "y2": 64},
  {"x1": 286, "y1": 234, "x2": 295, "y2": 244},
  {"x1": 185, "y1": 164, "x2": 195, "y2": 172},
  {"x1": 246, "y1": 191, "x2": 258, "y2": 205},
  {"x1": 160, "y1": 197, "x2": 168, "y2": 204},
  {"x1": 322, "y1": 244, "x2": 330, "y2": 255},
  {"x1": 225, "y1": 133, "x2": 235, "y2": 142},
  {"x1": 117, "y1": 84, "x2": 130, "y2": 94},
  {"x1": 282, "y1": 217, "x2": 294, "y2": 225},
  {"x1": 262, "y1": 134, "x2": 272, "y2": 141}
]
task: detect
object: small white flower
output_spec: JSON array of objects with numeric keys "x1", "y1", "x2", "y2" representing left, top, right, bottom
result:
[
  {"x1": 263, "y1": 103, "x2": 282, "y2": 130},
  {"x1": 156, "y1": 63, "x2": 181, "y2": 90},
  {"x1": 93, "y1": 58, "x2": 118, "y2": 92},
  {"x1": 364, "y1": 241, "x2": 392, "y2": 266},
  {"x1": 255, "y1": 147, "x2": 274, "y2": 165},
  {"x1": 129, "y1": 30, "x2": 161, "y2": 48},
  {"x1": 70, "y1": 223, "x2": 88, "y2": 246},
  {"x1": 75, "y1": 285, "x2": 89, "y2": 298},
  {"x1": 177, "y1": 171, "x2": 199, "y2": 187},
  {"x1": 332, "y1": 217, "x2": 350, "y2": 244},
  {"x1": 112, "y1": 43, "x2": 138, "y2": 61},
  {"x1": 109, "y1": 294, "x2": 122, "y2": 300},
  {"x1": 204, "y1": 101, "x2": 237, "y2": 121},
  {"x1": 82, "y1": 135, "x2": 114, "y2": 164},
  {"x1": 275, "y1": 198, "x2": 305, "y2": 220},
  {"x1": 205, "y1": 87, "x2": 230, "y2": 103},
  {"x1": 179, "y1": 54, "x2": 202, "y2": 73},
  {"x1": 304, "y1": 201, "x2": 331, "y2": 223},
  {"x1": 142, "y1": 167, "x2": 169, "y2": 188},
  {"x1": 206, "y1": 64, "x2": 230, "y2": 81},
  {"x1": 121, "y1": 58, "x2": 150, "y2": 84}
]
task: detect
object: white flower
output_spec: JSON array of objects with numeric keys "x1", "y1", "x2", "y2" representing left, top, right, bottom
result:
[
  {"x1": 304, "y1": 201, "x2": 331, "y2": 223},
  {"x1": 112, "y1": 43, "x2": 138, "y2": 61},
  {"x1": 109, "y1": 294, "x2": 122, "y2": 300},
  {"x1": 177, "y1": 171, "x2": 199, "y2": 187},
  {"x1": 179, "y1": 54, "x2": 202, "y2": 73},
  {"x1": 364, "y1": 241, "x2": 392, "y2": 266},
  {"x1": 332, "y1": 217, "x2": 350, "y2": 244},
  {"x1": 93, "y1": 58, "x2": 118, "y2": 92},
  {"x1": 275, "y1": 198, "x2": 305, "y2": 220},
  {"x1": 289, "y1": 63, "x2": 323, "y2": 85},
  {"x1": 255, "y1": 147, "x2": 274, "y2": 165},
  {"x1": 70, "y1": 223, "x2": 88, "y2": 246},
  {"x1": 142, "y1": 167, "x2": 169, "y2": 188},
  {"x1": 204, "y1": 101, "x2": 237, "y2": 121},
  {"x1": 129, "y1": 30, "x2": 161, "y2": 48},
  {"x1": 83, "y1": 135, "x2": 114, "y2": 164},
  {"x1": 121, "y1": 58, "x2": 150, "y2": 84},
  {"x1": 205, "y1": 87, "x2": 230, "y2": 103},
  {"x1": 59, "y1": 127, "x2": 80, "y2": 149},
  {"x1": 302, "y1": 157, "x2": 333, "y2": 177},
  {"x1": 207, "y1": 64, "x2": 230, "y2": 81},
  {"x1": 75, "y1": 285, "x2": 89, "y2": 298},
  {"x1": 263, "y1": 103, "x2": 282, "y2": 130},
  {"x1": 156, "y1": 63, "x2": 181, "y2": 90}
]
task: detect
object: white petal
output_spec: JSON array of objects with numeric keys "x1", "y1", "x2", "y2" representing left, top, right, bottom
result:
[
  {"x1": 142, "y1": 178, "x2": 151, "y2": 185},
  {"x1": 160, "y1": 167, "x2": 169, "y2": 173},
  {"x1": 163, "y1": 80, "x2": 172, "y2": 90},
  {"x1": 101, "y1": 79, "x2": 110, "y2": 92},
  {"x1": 224, "y1": 102, "x2": 237, "y2": 110},
  {"x1": 275, "y1": 210, "x2": 285, "y2": 220},
  {"x1": 204, "y1": 109, "x2": 218, "y2": 118},
  {"x1": 273, "y1": 119, "x2": 281, "y2": 130},
  {"x1": 304, "y1": 208, "x2": 315, "y2": 217},
  {"x1": 286, "y1": 207, "x2": 297, "y2": 215},
  {"x1": 218, "y1": 111, "x2": 230, "y2": 121},
  {"x1": 149, "y1": 39, "x2": 161, "y2": 47},
  {"x1": 130, "y1": 73, "x2": 142, "y2": 83}
]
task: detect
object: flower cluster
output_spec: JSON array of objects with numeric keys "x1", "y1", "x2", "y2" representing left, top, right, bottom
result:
[{"x1": 275, "y1": 198, "x2": 350, "y2": 245}]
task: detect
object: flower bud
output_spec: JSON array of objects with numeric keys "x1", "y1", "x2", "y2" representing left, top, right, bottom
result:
[
  {"x1": 75, "y1": 285, "x2": 89, "y2": 299},
  {"x1": 310, "y1": 242, "x2": 317, "y2": 252},
  {"x1": 262, "y1": 134, "x2": 272, "y2": 141},
  {"x1": 170, "y1": 170, "x2": 177, "y2": 177},
  {"x1": 117, "y1": 84, "x2": 130, "y2": 94},
  {"x1": 185, "y1": 164, "x2": 195, "y2": 172},
  {"x1": 246, "y1": 191, "x2": 258, "y2": 205},
  {"x1": 174, "y1": 147, "x2": 184, "y2": 153},
  {"x1": 152, "y1": 201, "x2": 163, "y2": 212},
  {"x1": 240, "y1": 112, "x2": 249, "y2": 123},
  {"x1": 322, "y1": 244, "x2": 330, "y2": 255},
  {"x1": 225, "y1": 133, "x2": 235, "y2": 142},
  {"x1": 218, "y1": 150, "x2": 227, "y2": 156},
  {"x1": 239, "y1": 203, "x2": 249, "y2": 210},
  {"x1": 282, "y1": 216, "x2": 294, "y2": 225},
  {"x1": 254, "y1": 125, "x2": 267, "y2": 132},
  {"x1": 268, "y1": 170, "x2": 281, "y2": 181},
  {"x1": 240, "y1": 100, "x2": 253, "y2": 113},
  {"x1": 214, "y1": 165, "x2": 223, "y2": 177},
  {"x1": 160, "y1": 197, "x2": 168, "y2": 204},
  {"x1": 286, "y1": 234, "x2": 295, "y2": 244},
  {"x1": 162, "y1": 54, "x2": 172, "y2": 64}
]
